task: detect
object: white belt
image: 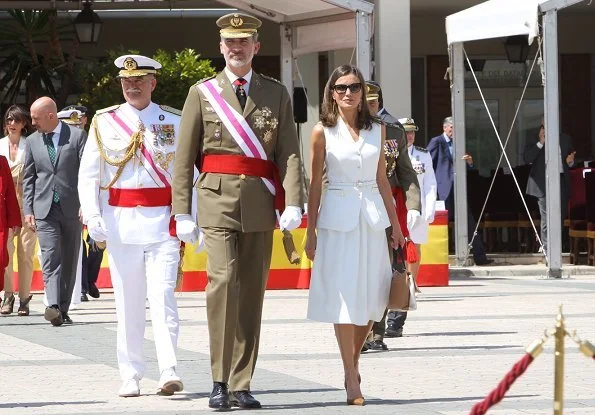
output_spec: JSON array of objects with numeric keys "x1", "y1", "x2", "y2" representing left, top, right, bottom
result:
[{"x1": 327, "y1": 180, "x2": 377, "y2": 191}]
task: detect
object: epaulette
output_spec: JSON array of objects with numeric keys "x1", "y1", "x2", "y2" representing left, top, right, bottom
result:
[
  {"x1": 95, "y1": 104, "x2": 120, "y2": 115},
  {"x1": 196, "y1": 75, "x2": 216, "y2": 85},
  {"x1": 260, "y1": 73, "x2": 282, "y2": 84},
  {"x1": 414, "y1": 145, "x2": 428, "y2": 153},
  {"x1": 159, "y1": 105, "x2": 181, "y2": 115}
]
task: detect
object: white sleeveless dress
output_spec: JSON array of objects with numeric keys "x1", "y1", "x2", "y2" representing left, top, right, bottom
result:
[{"x1": 307, "y1": 118, "x2": 392, "y2": 326}]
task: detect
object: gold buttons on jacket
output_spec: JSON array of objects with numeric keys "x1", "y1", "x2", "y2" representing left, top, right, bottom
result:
[{"x1": 239, "y1": 174, "x2": 246, "y2": 180}]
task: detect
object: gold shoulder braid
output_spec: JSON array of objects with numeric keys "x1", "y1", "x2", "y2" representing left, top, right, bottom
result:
[{"x1": 93, "y1": 116, "x2": 145, "y2": 190}]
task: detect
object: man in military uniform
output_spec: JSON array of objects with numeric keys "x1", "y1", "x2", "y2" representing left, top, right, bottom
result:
[
  {"x1": 364, "y1": 81, "x2": 421, "y2": 350},
  {"x1": 172, "y1": 13, "x2": 303, "y2": 409},
  {"x1": 78, "y1": 55, "x2": 187, "y2": 398}
]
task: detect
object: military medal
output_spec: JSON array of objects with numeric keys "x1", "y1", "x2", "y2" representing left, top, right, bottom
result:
[
  {"x1": 263, "y1": 129, "x2": 273, "y2": 143},
  {"x1": 384, "y1": 139, "x2": 399, "y2": 177},
  {"x1": 159, "y1": 114, "x2": 165, "y2": 121},
  {"x1": 151, "y1": 124, "x2": 175, "y2": 146}
]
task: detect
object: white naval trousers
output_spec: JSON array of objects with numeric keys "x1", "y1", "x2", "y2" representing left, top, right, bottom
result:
[{"x1": 107, "y1": 238, "x2": 181, "y2": 381}]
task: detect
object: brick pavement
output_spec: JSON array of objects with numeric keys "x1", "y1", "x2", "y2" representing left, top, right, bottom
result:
[{"x1": 0, "y1": 273, "x2": 594, "y2": 414}]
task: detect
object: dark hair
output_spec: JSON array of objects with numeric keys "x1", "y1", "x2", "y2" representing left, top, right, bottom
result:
[
  {"x1": 320, "y1": 65, "x2": 374, "y2": 130},
  {"x1": 3, "y1": 105, "x2": 32, "y2": 136}
]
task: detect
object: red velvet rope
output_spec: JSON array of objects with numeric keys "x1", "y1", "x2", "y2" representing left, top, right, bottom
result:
[{"x1": 470, "y1": 353, "x2": 534, "y2": 415}]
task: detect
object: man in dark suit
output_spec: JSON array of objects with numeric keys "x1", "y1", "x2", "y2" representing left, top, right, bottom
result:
[
  {"x1": 523, "y1": 122, "x2": 574, "y2": 255},
  {"x1": 427, "y1": 116, "x2": 492, "y2": 265},
  {"x1": 23, "y1": 97, "x2": 86, "y2": 326}
]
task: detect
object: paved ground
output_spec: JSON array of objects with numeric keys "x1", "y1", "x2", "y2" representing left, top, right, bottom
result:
[{"x1": 0, "y1": 273, "x2": 594, "y2": 414}]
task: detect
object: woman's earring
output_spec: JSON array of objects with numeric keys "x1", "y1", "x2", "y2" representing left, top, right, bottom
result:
[{"x1": 357, "y1": 102, "x2": 362, "y2": 111}]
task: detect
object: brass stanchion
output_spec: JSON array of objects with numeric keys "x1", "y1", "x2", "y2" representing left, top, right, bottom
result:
[{"x1": 553, "y1": 305, "x2": 565, "y2": 415}]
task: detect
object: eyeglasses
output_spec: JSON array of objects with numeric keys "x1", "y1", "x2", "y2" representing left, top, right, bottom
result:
[{"x1": 332, "y1": 82, "x2": 362, "y2": 94}]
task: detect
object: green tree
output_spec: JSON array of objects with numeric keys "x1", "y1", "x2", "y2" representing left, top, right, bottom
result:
[
  {"x1": 78, "y1": 48, "x2": 216, "y2": 114},
  {"x1": 0, "y1": 10, "x2": 77, "y2": 107}
]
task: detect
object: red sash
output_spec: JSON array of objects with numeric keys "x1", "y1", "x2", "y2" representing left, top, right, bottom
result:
[
  {"x1": 108, "y1": 187, "x2": 176, "y2": 237},
  {"x1": 202, "y1": 154, "x2": 285, "y2": 211},
  {"x1": 392, "y1": 187, "x2": 418, "y2": 263}
]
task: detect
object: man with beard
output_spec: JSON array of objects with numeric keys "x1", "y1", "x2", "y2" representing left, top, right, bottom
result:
[
  {"x1": 172, "y1": 13, "x2": 303, "y2": 410},
  {"x1": 78, "y1": 55, "x2": 187, "y2": 398}
]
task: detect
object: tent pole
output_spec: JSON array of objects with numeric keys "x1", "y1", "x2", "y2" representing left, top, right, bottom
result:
[
  {"x1": 356, "y1": 10, "x2": 372, "y2": 80},
  {"x1": 542, "y1": 10, "x2": 563, "y2": 278},
  {"x1": 451, "y1": 42, "x2": 469, "y2": 266}
]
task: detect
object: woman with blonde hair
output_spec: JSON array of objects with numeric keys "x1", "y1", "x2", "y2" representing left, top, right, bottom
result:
[
  {"x1": 0, "y1": 105, "x2": 37, "y2": 316},
  {"x1": 306, "y1": 64, "x2": 404, "y2": 405}
]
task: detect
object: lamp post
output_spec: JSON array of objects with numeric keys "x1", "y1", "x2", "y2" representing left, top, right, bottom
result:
[
  {"x1": 74, "y1": 1, "x2": 102, "y2": 44},
  {"x1": 504, "y1": 35, "x2": 531, "y2": 64}
]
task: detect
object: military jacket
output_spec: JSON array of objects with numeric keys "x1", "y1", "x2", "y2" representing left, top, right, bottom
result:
[
  {"x1": 79, "y1": 102, "x2": 184, "y2": 244},
  {"x1": 172, "y1": 71, "x2": 303, "y2": 232}
]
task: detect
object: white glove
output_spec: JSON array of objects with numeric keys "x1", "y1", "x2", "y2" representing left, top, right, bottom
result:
[
  {"x1": 279, "y1": 205, "x2": 302, "y2": 231},
  {"x1": 424, "y1": 208, "x2": 436, "y2": 224},
  {"x1": 407, "y1": 209, "x2": 421, "y2": 233},
  {"x1": 87, "y1": 215, "x2": 108, "y2": 242},
  {"x1": 175, "y1": 214, "x2": 200, "y2": 244}
]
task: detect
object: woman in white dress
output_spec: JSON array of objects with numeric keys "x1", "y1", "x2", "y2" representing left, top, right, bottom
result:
[
  {"x1": 0, "y1": 105, "x2": 37, "y2": 316},
  {"x1": 305, "y1": 65, "x2": 404, "y2": 405}
]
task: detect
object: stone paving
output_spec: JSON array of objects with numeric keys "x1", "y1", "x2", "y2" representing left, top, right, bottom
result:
[{"x1": 0, "y1": 272, "x2": 594, "y2": 414}]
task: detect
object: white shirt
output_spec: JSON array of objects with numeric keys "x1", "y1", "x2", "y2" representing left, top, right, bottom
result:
[
  {"x1": 0, "y1": 136, "x2": 27, "y2": 167},
  {"x1": 224, "y1": 67, "x2": 253, "y2": 95},
  {"x1": 48, "y1": 122, "x2": 62, "y2": 149}
]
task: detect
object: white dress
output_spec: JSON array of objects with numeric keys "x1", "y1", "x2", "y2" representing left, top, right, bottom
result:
[
  {"x1": 407, "y1": 145, "x2": 437, "y2": 244},
  {"x1": 307, "y1": 119, "x2": 392, "y2": 326}
]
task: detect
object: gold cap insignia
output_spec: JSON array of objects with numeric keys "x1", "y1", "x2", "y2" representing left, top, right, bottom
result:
[
  {"x1": 230, "y1": 14, "x2": 243, "y2": 28},
  {"x1": 217, "y1": 12, "x2": 262, "y2": 39},
  {"x1": 123, "y1": 57, "x2": 137, "y2": 70}
]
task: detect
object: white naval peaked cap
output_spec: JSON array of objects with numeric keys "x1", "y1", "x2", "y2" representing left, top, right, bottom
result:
[
  {"x1": 114, "y1": 54, "x2": 162, "y2": 78},
  {"x1": 57, "y1": 109, "x2": 83, "y2": 125},
  {"x1": 398, "y1": 117, "x2": 419, "y2": 132}
]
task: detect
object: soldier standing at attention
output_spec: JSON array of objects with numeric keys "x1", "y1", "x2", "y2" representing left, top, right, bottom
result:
[
  {"x1": 172, "y1": 13, "x2": 303, "y2": 410},
  {"x1": 364, "y1": 81, "x2": 421, "y2": 350},
  {"x1": 78, "y1": 55, "x2": 187, "y2": 398}
]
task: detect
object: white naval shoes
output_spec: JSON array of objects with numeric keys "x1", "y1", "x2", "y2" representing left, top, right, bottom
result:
[
  {"x1": 118, "y1": 378, "x2": 140, "y2": 397},
  {"x1": 157, "y1": 367, "x2": 183, "y2": 396}
]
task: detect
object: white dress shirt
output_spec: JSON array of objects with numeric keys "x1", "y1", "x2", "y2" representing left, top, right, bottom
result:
[{"x1": 224, "y1": 67, "x2": 253, "y2": 95}]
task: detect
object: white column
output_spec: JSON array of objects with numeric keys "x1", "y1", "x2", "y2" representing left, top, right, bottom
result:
[
  {"x1": 543, "y1": 10, "x2": 563, "y2": 278},
  {"x1": 374, "y1": 0, "x2": 411, "y2": 117},
  {"x1": 280, "y1": 24, "x2": 293, "y2": 102}
]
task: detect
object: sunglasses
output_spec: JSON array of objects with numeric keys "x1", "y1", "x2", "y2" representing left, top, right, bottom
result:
[{"x1": 332, "y1": 82, "x2": 362, "y2": 94}]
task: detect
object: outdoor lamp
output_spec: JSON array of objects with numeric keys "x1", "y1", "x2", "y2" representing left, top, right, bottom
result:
[
  {"x1": 504, "y1": 35, "x2": 530, "y2": 64},
  {"x1": 74, "y1": 1, "x2": 103, "y2": 44}
]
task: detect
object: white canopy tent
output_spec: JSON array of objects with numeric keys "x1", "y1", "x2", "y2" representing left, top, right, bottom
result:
[
  {"x1": 2, "y1": 0, "x2": 374, "y2": 100},
  {"x1": 445, "y1": 0, "x2": 586, "y2": 278}
]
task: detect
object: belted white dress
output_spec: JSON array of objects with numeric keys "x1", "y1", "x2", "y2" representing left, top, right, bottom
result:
[{"x1": 307, "y1": 118, "x2": 392, "y2": 326}]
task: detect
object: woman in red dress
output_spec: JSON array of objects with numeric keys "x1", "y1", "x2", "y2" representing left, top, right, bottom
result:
[{"x1": 0, "y1": 154, "x2": 21, "y2": 292}]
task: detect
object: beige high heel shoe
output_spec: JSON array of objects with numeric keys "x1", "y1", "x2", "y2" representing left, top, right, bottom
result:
[{"x1": 1, "y1": 293, "x2": 15, "y2": 315}]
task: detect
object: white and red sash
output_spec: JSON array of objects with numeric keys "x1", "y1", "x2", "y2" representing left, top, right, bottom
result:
[
  {"x1": 103, "y1": 109, "x2": 171, "y2": 188},
  {"x1": 197, "y1": 79, "x2": 276, "y2": 195}
]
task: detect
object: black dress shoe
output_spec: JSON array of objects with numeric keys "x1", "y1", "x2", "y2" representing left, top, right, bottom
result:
[
  {"x1": 231, "y1": 390, "x2": 262, "y2": 409},
  {"x1": 209, "y1": 382, "x2": 231, "y2": 409},
  {"x1": 385, "y1": 326, "x2": 403, "y2": 338},
  {"x1": 369, "y1": 340, "x2": 388, "y2": 351},
  {"x1": 62, "y1": 312, "x2": 73, "y2": 324},
  {"x1": 44, "y1": 305, "x2": 63, "y2": 326},
  {"x1": 475, "y1": 258, "x2": 494, "y2": 266},
  {"x1": 80, "y1": 293, "x2": 89, "y2": 302},
  {"x1": 88, "y1": 283, "x2": 100, "y2": 299}
]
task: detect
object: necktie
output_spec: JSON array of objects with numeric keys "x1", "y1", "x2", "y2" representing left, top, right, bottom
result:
[
  {"x1": 447, "y1": 140, "x2": 453, "y2": 157},
  {"x1": 44, "y1": 132, "x2": 59, "y2": 203},
  {"x1": 233, "y1": 77, "x2": 247, "y2": 111}
]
